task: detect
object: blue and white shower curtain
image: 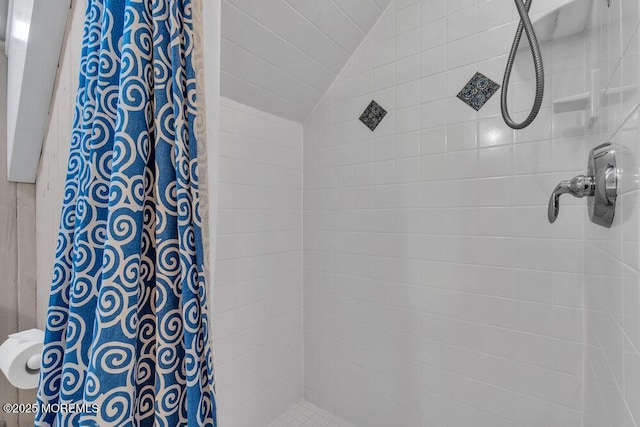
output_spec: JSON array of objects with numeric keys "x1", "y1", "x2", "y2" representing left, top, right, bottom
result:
[{"x1": 35, "y1": 0, "x2": 216, "y2": 425}]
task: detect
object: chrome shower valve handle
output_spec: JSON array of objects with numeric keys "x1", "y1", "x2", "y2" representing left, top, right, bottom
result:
[
  {"x1": 547, "y1": 143, "x2": 618, "y2": 228},
  {"x1": 548, "y1": 175, "x2": 595, "y2": 223}
]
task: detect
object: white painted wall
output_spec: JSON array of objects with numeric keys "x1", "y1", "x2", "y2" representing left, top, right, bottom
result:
[
  {"x1": 6, "y1": 0, "x2": 70, "y2": 183},
  {"x1": 214, "y1": 97, "x2": 304, "y2": 426},
  {"x1": 0, "y1": 51, "x2": 38, "y2": 427},
  {"x1": 302, "y1": 0, "x2": 591, "y2": 425}
]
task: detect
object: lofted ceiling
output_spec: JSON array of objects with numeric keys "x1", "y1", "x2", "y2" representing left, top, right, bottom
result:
[{"x1": 221, "y1": 0, "x2": 391, "y2": 122}]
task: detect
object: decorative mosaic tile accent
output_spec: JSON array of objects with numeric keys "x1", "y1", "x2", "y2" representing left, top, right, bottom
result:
[
  {"x1": 359, "y1": 100, "x2": 387, "y2": 131},
  {"x1": 456, "y1": 72, "x2": 501, "y2": 111}
]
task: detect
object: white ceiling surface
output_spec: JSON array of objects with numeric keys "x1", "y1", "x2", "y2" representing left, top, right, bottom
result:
[{"x1": 221, "y1": 0, "x2": 391, "y2": 122}]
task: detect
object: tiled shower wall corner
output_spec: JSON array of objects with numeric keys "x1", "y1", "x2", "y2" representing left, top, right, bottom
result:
[
  {"x1": 583, "y1": 0, "x2": 640, "y2": 425},
  {"x1": 302, "y1": 0, "x2": 593, "y2": 425},
  {"x1": 214, "y1": 98, "x2": 304, "y2": 426}
]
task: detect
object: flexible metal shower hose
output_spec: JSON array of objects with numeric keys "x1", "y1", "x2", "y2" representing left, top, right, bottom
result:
[{"x1": 501, "y1": 0, "x2": 544, "y2": 129}]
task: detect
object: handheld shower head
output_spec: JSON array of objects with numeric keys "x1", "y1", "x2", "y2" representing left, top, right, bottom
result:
[{"x1": 501, "y1": 0, "x2": 544, "y2": 130}]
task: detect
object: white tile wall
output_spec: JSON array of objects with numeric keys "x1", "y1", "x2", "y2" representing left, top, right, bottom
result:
[
  {"x1": 215, "y1": 97, "x2": 304, "y2": 426},
  {"x1": 302, "y1": 0, "x2": 596, "y2": 425},
  {"x1": 583, "y1": 0, "x2": 640, "y2": 426}
]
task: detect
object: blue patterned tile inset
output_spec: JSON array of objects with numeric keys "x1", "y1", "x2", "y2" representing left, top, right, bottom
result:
[
  {"x1": 359, "y1": 100, "x2": 387, "y2": 131},
  {"x1": 457, "y1": 72, "x2": 501, "y2": 111}
]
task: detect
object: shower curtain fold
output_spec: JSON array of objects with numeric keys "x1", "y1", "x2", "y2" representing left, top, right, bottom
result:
[{"x1": 35, "y1": 0, "x2": 216, "y2": 425}]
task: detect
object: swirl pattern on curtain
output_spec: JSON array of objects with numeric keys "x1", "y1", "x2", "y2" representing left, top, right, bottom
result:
[{"x1": 35, "y1": 0, "x2": 215, "y2": 425}]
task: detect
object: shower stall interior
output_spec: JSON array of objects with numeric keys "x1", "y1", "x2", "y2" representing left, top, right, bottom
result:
[
  {"x1": 214, "y1": 0, "x2": 639, "y2": 425},
  {"x1": 33, "y1": 0, "x2": 640, "y2": 426}
]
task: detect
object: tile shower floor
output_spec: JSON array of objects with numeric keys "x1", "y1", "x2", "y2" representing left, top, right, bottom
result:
[{"x1": 268, "y1": 401, "x2": 354, "y2": 427}]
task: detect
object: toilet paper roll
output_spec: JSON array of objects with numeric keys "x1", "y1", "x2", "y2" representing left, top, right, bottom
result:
[{"x1": 0, "y1": 329, "x2": 44, "y2": 389}]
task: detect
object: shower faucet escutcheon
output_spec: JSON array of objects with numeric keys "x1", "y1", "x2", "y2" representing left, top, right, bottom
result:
[{"x1": 548, "y1": 143, "x2": 618, "y2": 228}]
